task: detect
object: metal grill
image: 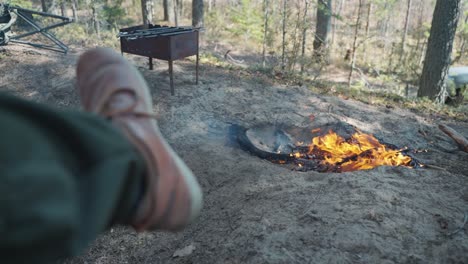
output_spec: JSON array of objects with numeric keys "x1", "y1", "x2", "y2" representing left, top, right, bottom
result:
[{"x1": 119, "y1": 24, "x2": 200, "y2": 95}]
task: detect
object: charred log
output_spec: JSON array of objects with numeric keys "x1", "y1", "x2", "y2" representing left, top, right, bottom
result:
[{"x1": 439, "y1": 124, "x2": 468, "y2": 152}]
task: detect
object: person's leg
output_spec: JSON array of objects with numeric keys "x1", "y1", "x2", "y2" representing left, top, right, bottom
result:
[
  {"x1": 76, "y1": 48, "x2": 202, "y2": 232},
  {"x1": 0, "y1": 92, "x2": 145, "y2": 263},
  {"x1": 0, "y1": 47, "x2": 202, "y2": 263}
]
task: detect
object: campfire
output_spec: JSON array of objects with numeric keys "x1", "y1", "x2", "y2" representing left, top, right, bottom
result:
[
  {"x1": 287, "y1": 129, "x2": 417, "y2": 172},
  {"x1": 236, "y1": 123, "x2": 422, "y2": 173}
]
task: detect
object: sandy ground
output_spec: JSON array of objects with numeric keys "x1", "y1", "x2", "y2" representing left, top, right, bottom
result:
[{"x1": 1, "y1": 45, "x2": 468, "y2": 264}]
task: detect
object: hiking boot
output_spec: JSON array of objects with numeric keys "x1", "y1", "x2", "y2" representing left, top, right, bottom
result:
[{"x1": 76, "y1": 48, "x2": 202, "y2": 231}]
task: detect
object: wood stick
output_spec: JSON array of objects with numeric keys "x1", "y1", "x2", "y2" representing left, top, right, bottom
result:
[
  {"x1": 438, "y1": 124, "x2": 468, "y2": 153},
  {"x1": 448, "y1": 212, "x2": 468, "y2": 237},
  {"x1": 423, "y1": 164, "x2": 447, "y2": 171}
]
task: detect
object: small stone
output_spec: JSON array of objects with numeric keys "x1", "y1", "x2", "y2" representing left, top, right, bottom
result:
[{"x1": 173, "y1": 244, "x2": 196, "y2": 258}]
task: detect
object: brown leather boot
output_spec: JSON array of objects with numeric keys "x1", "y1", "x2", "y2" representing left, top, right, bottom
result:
[{"x1": 76, "y1": 48, "x2": 202, "y2": 232}]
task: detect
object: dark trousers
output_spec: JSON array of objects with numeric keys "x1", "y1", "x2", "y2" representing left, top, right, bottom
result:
[{"x1": 0, "y1": 93, "x2": 144, "y2": 263}]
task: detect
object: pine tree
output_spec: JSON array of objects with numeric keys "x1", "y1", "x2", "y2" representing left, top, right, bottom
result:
[{"x1": 418, "y1": 0, "x2": 462, "y2": 103}]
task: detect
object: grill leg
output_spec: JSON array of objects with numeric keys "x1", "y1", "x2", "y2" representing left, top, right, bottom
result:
[
  {"x1": 196, "y1": 51, "x2": 199, "y2": 85},
  {"x1": 149, "y1": 57, "x2": 153, "y2": 70},
  {"x1": 169, "y1": 60, "x2": 174, "y2": 96}
]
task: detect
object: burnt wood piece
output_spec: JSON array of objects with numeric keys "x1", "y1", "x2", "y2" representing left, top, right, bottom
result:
[
  {"x1": 294, "y1": 158, "x2": 331, "y2": 172},
  {"x1": 119, "y1": 24, "x2": 199, "y2": 95},
  {"x1": 439, "y1": 124, "x2": 468, "y2": 153}
]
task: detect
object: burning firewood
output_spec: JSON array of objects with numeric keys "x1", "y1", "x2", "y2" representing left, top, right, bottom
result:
[
  {"x1": 438, "y1": 124, "x2": 468, "y2": 153},
  {"x1": 237, "y1": 123, "x2": 421, "y2": 173}
]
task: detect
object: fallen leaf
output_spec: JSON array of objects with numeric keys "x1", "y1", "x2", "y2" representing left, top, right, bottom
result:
[{"x1": 173, "y1": 244, "x2": 196, "y2": 258}]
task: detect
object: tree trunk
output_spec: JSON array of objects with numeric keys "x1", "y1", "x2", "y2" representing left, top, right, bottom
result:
[
  {"x1": 418, "y1": 40, "x2": 427, "y2": 67},
  {"x1": 300, "y1": 0, "x2": 310, "y2": 73},
  {"x1": 39, "y1": 0, "x2": 57, "y2": 13},
  {"x1": 192, "y1": 0, "x2": 204, "y2": 28},
  {"x1": 47, "y1": 0, "x2": 57, "y2": 14},
  {"x1": 399, "y1": 0, "x2": 413, "y2": 64},
  {"x1": 164, "y1": 0, "x2": 175, "y2": 24},
  {"x1": 71, "y1": 0, "x2": 78, "y2": 22},
  {"x1": 92, "y1": 5, "x2": 100, "y2": 39},
  {"x1": 141, "y1": 0, "x2": 153, "y2": 26},
  {"x1": 387, "y1": 42, "x2": 396, "y2": 71},
  {"x1": 281, "y1": 0, "x2": 287, "y2": 71},
  {"x1": 313, "y1": 0, "x2": 332, "y2": 62},
  {"x1": 148, "y1": 0, "x2": 154, "y2": 24},
  {"x1": 330, "y1": 0, "x2": 344, "y2": 48},
  {"x1": 208, "y1": 0, "x2": 214, "y2": 12},
  {"x1": 452, "y1": 14, "x2": 468, "y2": 64},
  {"x1": 288, "y1": 3, "x2": 302, "y2": 72},
  {"x1": 347, "y1": 0, "x2": 363, "y2": 87},
  {"x1": 177, "y1": 0, "x2": 183, "y2": 18},
  {"x1": 173, "y1": 0, "x2": 179, "y2": 26},
  {"x1": 382, "y1": 1, "x2": 391, "y2": 56},
  {"x1": 415, "y1": 0, "x2": 425, "y2": 54},
  {"x1": 262, "y1": 0, "x2": 270, "y2": 67},
  {"x1": 41, "y1": 0, "x2": 47, "y2": 12},
  {"x1": 163, "y1": 0, "x2": 170, "y2": 21},
  {"x1": 60, "y1": 1, "x2": 66, "y2": 17},
  {"x1": 363, "y1": 2, "x2": 372, "y2": 63},
  {"x1": 418, "y1": 0, "x2": 461, "y2": 103}
]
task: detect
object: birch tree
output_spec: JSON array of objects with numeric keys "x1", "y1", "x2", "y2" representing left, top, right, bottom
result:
[
  {"x1": 192, "y1": 0, "x2": 204, "y2": 28},
  {"x1": 347, "y1": 0, "x2": 363, "y2": 87}
]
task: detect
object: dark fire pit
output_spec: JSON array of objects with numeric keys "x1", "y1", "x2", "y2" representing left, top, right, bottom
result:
[{"x1": 235, "y1": 122, "x2": 423, "y2": 173}]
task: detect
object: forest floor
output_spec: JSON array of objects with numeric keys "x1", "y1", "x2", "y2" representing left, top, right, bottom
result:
[{"x1": 1, "y1": 43, "x2": 468, "y2": 264}]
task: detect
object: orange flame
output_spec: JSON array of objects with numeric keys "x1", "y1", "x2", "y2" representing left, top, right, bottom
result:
[{"x1": 308, "y1": 130, "x2": 412, "y2": 172}]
